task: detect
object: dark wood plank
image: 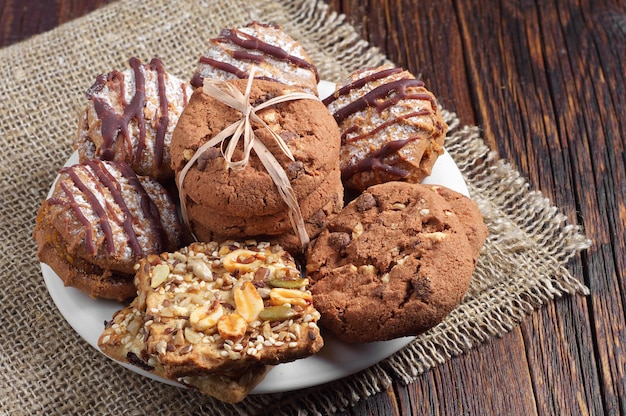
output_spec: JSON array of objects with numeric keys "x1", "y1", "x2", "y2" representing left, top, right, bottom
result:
[
  {"x1": 0, "y1": 0, "x2": 114, "y2": 47},
  {"x1": 403, "y1": 329, "x2": 538, "y2": 415},
  {"x1": 329, "y1": 0, "x2": 623, "y2": 415},
  {"x1": 448, "y1": 0, "x2": 612, "y2": 414},
  {"x1": 511, "y1": 1, "x2": 625, "y2": 414}
]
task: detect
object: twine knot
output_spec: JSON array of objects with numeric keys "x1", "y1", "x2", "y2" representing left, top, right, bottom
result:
[{"x1": 177, "y1": 68, "x2": 320, "y2": 248}]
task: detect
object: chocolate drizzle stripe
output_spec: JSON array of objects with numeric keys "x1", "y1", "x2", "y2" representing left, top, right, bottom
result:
[
  {"x1": 90, "y1": 71, "x2": 127, "y2": 160},
  {"x1": 90, "y1": 57, "x2": 147, "y2": 167},
  {"x1": 58, "y1": 181, "x2": 96, "y2": 255},
  {"x1": 232, "y1": 50, "x2": 265, "y2": 63},
  {"x1": 62, "y1": 166, "x2": 116, "y2": 256},
  {"x1": 116, "y1": 162, "x2": 168, "y2": 253},
  {"x1": 86, "y1": 160, "x2": 143, "y2": 257},
  {"x1": 215, "y1": 28, "x2": 320, "y2": 82},
  {"x1": 322, "y1": 67, "x2": 404, "y2": 106},
  {"x1": 83, "y1": 165, "x2": 123, "y2": 227},
  {"x1": 342, "y1": 109, "x2": 431, "y2": 145},
  {"x1": 341, "y1": 138, "x2": 417, "y2": 181},
  {"x1": 192, "y1": 57, "x2": 280, "y2": 88},
  {"x1": 150, "y1": 58, "x2": 169, "y2": 169},
  {"x1": 198, "y1": 56, "x2": 249, "y2": 79},
  {"x1": 332, "y1": 79, "x2": 426, "y2": 125},
  {"x1": 130, "y1": 58, "x2": 148, "y2": 164}
]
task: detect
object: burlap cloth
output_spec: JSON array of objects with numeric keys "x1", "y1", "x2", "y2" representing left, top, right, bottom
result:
[{"x1": 0, "y1": 0, "x2": 592, "y2": 414}]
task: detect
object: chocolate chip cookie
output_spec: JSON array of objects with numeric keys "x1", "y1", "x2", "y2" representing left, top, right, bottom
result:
[{"x1": 306, "y1": 182, "x2": 483, "y2": 343}]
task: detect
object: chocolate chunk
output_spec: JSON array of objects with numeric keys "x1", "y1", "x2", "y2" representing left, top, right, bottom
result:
[
  {"x1": 328, "y1": 232, "x2": 351, "y2": 248},
  {"x1": 355, "y1": 192, "x2": 377, "y2": 211},
  {"x1": 196, "y1": 147, "x2": 221, "y2": 171}
]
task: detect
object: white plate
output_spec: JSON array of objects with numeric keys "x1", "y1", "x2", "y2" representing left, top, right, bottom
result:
[{"x1": 41, "y1": 80, "x2": 468, "y2": 394}]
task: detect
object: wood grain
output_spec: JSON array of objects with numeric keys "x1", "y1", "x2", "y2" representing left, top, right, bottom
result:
[
  {"x1": 327, "y1": 1, "x2": 625, "y2": 415},
  {"x1": 0, "y1": 0, "x2": 115, "y2": 46},
  {"x1": 2, "y1": 0, "x2": 624, "y2": 415}
]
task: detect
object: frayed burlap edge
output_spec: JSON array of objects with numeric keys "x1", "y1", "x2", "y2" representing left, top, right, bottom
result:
[{"x1": 0, "y1": 0, "x2": 591, "y2": 415}]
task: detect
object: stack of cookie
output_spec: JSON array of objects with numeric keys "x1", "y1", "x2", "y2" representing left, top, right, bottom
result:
[
  {"x1": 323, "y1": 63, "x2": 448, "y2": 192},
  {"x1": 306, "y1": 182, "x2": 487, "y2": 343},
  {"x1": 170, "y1": 78, "x2": 344, "y2": 253},
  {"x1": 33, "y1": 159, "x2": 183, "y2": 301}
]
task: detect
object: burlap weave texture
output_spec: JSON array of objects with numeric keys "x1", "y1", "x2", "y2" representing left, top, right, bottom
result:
[{"x1": 0, "y1": 0, "x2": 590, "y2": 414}]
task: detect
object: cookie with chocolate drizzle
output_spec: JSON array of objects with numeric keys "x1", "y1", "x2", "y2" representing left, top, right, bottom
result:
[
  {"x1": 33, "y1": 159, "x2": 183, "y2": 301},
  {"x1": 190, "y1": 21, "x2": 319, "y2": 95},
  {"x1": 324, "y1": 64, "x2": 448, "y2": 191},
  {"x1": 76, "y1": 57, "x2": 192, "y2": 181}
]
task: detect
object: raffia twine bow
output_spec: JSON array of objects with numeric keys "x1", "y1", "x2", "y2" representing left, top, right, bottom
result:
[{"x1": 176, "y1": 68, "x2": 321, "y2": 248}]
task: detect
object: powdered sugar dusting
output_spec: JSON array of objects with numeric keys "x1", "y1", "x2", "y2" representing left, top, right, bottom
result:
[
  {"x1": 328, "y1": 65, "x2": 437, "y2": 176},
  {"x1": 193, "y1": 22, "x2": 318, "y2": 95},
  {"x1": 55, "y1": 161, "x2": 180, "y2": 263},
  {"x1": 76, "y1": 59, "x2": 192, "y2": 180}
]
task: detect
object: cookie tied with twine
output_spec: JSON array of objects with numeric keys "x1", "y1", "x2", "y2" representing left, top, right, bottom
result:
[{"x1": 176, "y1": 68, "x2": 322, "y2": 249}]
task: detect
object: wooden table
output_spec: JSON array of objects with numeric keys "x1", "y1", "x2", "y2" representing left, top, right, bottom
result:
[{"x1": 3, "y1": 0, "x2": 624, "y2": 414}]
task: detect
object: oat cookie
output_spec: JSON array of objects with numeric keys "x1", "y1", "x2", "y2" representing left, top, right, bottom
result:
[
  {"x1": 190, "y1": 21, "x2": 319, "y2": 95},
  {"x1": 306, "y1": 182, "x2": 481, "y2": 343},
  {"x1": 76, "y1": 57, "x2": 192, "y2": 181},
  {"x1": 324, "y1": 64, "x2": 447, "y2": 191},
  {"x1": 33, "y1": 159, "x2": 183, "y2": 301}
]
